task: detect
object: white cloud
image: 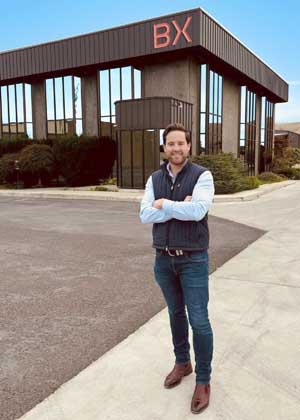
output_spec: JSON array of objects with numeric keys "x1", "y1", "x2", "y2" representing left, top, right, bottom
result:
[{"x1": 288, "y1": 81, "x2": 300, "y2": 86}]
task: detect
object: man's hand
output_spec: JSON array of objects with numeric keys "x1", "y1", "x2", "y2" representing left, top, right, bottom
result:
[
  {"x1": 184, "y1": 195, "x2": 192, "y2": 202},
  {"x1": 153, "y1": 198, "x2": 165, "y2": 209},
  {"x1": 153, "y1": 196, "x2": 191, "y2": 208}
]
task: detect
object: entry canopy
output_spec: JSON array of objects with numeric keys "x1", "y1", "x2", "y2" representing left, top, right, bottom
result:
[
  {"x1": 0, "y1": 8, "x2": 288, "y2": 103},
  {"x1": 115, "y1": 97, "x2": 193, "y2": 131}
]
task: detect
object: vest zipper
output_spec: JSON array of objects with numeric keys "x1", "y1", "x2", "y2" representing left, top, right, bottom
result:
[{"x1": 165, "y1": 181, "x2": 175, "y2": 252}]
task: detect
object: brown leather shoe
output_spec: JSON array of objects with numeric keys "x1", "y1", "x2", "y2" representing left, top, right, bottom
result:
[
  {"x1": 191, "y1": 383, "x2": 210, "y2": 414},
  {"x1": 164, "y1": 361, "x2": 193, "y2": 388}
]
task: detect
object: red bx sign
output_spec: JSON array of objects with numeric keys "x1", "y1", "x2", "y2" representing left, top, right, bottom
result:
[{"x1": 153, "y1": 16, "x2": 192, "y2": 49}]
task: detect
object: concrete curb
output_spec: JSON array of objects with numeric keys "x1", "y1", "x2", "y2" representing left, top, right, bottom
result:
[
  {"x1": 0, "y1": 180, "x2": 296, "y2": 203},
  {"x1": 0, "y1": 189, "x2": 143, "y2": 202},
  {"x1": 213, "y1": 180, "x2": 296, "y2": 202}
]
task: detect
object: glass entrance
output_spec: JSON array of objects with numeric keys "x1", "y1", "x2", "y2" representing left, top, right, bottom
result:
[{"x1": 117, "y1": 129, "x2": 160, "y2": 188}]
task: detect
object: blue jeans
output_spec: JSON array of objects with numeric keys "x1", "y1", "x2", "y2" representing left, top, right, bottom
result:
[{"x1": 154, "y1": 250, "x2": 213, "y2": 384}]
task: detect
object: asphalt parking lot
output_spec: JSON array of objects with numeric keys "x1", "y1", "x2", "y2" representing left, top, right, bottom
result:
[{"x1": 0, "y1": 197, "x2": 264, "y2": 420}]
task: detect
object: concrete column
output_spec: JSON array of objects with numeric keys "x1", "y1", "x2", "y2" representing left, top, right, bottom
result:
[
  {"x1": 272, "y1": 104, "x2": 276, "y2": 161},
  {"x1": 222, "y1": 77, "x2": 240, "y2": 156},
  {"x1": 31, "y1": 80, "x2": 47, "y2": 139},
  {"x1": 81, "y1": 72, "x2": 99, "y2": 137},
  {"x1": 142, "y1": 58, "x2": 200, "y2": 155},
  {"x1": 255, "y1": 96, "x2": 262, "y2": 175}
]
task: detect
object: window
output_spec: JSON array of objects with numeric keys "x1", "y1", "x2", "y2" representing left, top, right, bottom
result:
[
  {"x1": 263, "y1": 99, "x2": 275, "y2": 171},
  {"x1": 200, "y1": 65, "x2": 222, "y2": 154},
  {"x1": 0, "y1": 83, "x2": 33, "y2": 139},
  {"x1": 46, "y1": 76, "x2": 82, "y2": 137},
  {"x1": 240, "y1": 86, "x2": 256, "y2": 175},
  {"x1": 99, "y1": 66, "x2": 141, "y2": 140}
]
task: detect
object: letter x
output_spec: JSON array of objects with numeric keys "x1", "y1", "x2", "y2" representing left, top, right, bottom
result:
[{"x1": 172, "y1": 16, "x2": 192, "y2": 45}]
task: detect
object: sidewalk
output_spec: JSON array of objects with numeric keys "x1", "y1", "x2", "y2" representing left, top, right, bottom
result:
[
  {"x1": 0, "y1": 180, "x2": 296, "y2": 203},
  {"x1": 18, "y1": 181, "x2": 300, "y2": 420}
]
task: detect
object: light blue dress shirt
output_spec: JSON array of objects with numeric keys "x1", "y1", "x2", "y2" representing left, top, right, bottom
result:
[{"x1": 139, "y1": 163, "x2": 215, "y2": 224}]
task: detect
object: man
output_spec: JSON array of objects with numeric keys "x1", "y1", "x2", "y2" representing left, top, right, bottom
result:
[{"x1": 139, "y1": 123, "x2": 214, "y2": 415}]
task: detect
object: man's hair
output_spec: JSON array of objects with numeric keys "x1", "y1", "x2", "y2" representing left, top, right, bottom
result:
[{"x1": 162, "y1": 123, "x2": 191, "y2": 145}]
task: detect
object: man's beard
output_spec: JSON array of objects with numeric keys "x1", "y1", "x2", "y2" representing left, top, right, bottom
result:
[{"x1": 169, "y1": 153, "x2": 187, "y2": 165}]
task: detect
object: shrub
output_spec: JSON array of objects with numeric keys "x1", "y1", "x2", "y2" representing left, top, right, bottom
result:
[
  {"x1": 282, "y1": 168, "x2": 300, "y2": 180},
  {"x1": 274, "y1": 136, "x2": 289, "y2": 157},
  {"x1": 101, "y1": 177, "x2": 117, "y2": 185},
  {"x1": 277, "y1": 168, "x2": 300, "y2": 179},
  {"x1": 191, "y1": 153, "x2": 259, "y2": 194},
  {"x1": 91, "y1": 186, "x2": 109, "y2": 191},
  {"x1": 0, "y1": 184, "x2": 16, "y2": 189},
  {"x1": 0, "y1": 135, "x2": 32, "y2": 158},
  {"x1": 0, "y1": 136, "x2": 53, "y2": 158},
  {"x1": 0, "y1": 153, "x2": 20, "y2": 184},
  {"x1": 241, "y1": 176, "x2": 261, "y2": 190},
  {"x1": 53, "y1": 135, "x2": 116, "y2": 186},
  {"x1": 258, "y1": 172, "x2": 286, "y2": 183},
  {"x1": 18, "y1": 144, "x2": 56, "y2": 187},
  {"x1": 272, "y1": 147, "x2": 300, "y2": 179},
  {"x1": 284, "y1": 147, "x2": 300, "y2": 165}
]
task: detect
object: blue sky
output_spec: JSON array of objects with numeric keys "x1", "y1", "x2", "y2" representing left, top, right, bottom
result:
[{"x1": 0, "y1": 0, "x2": 299, "y2": 122}]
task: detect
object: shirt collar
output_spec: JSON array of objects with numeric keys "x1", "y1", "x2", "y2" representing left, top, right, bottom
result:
[{"x1": 166, "y1": 159, "x2": 189, "y2": 179}]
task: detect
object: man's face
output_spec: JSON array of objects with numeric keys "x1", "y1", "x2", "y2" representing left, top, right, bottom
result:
[{"x1": 163, "y1": 130, "x2": 191, "y2": 165}]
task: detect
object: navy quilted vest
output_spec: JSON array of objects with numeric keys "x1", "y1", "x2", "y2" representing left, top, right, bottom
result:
[{"x1": 152, "y1": 161, "x2": 209, "y2": 251}]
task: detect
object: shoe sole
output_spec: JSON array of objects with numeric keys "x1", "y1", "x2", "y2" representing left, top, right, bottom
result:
[{"x1": 164, "y1": 367, "x2": 193, "y2": 389}]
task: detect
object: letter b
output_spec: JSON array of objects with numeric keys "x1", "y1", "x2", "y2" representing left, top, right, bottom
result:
[{"x1": 154, "y1": 23, "x2": 171, "y2": 49}]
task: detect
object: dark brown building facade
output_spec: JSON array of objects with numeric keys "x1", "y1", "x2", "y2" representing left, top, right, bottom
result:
[
  {"x1": 274, "y1": 131, "x2": 300, "y2": 153},
  {"x1": 0, "y1": 8, "x2": 289, "y2": 187}
]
